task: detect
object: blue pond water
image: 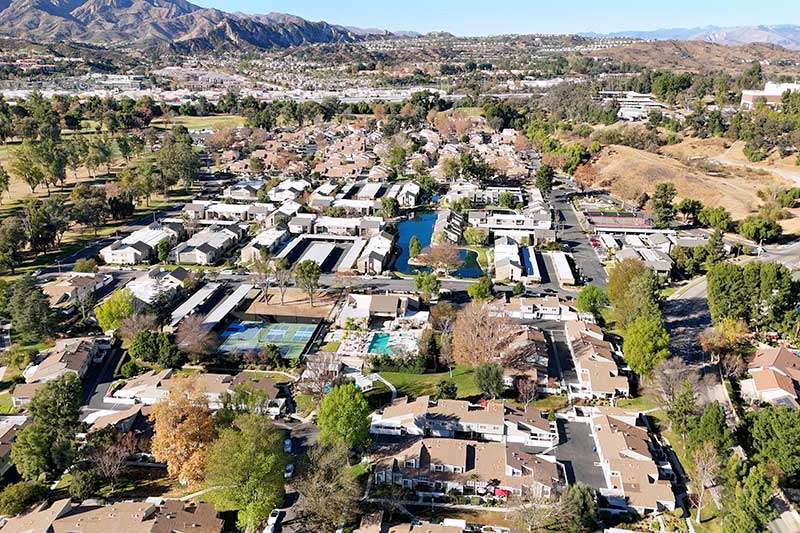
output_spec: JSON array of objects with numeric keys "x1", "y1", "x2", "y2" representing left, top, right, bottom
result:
[{"x1": 394, "y1": 211, "x2": 483, "y2": 278}]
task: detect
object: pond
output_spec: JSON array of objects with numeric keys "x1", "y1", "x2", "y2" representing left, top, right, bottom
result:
[{"x1": 394, "y1": 211, "x2": 483, "y2": 278}]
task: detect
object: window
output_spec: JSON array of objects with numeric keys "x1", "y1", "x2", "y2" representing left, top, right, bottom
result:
[
  {"x1": 432, "y1": 464, "x2": 444, "y2": 472},
  {"x1": 453, "y1": 466, "x2": 462, "y2": 473},
  {"x1": 405, "y1": 460, "x2": 416, "y2": 468}
]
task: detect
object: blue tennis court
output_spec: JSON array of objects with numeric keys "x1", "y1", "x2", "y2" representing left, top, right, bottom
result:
[{"x1": 218, "y1": 321, "x2": 317, "y2": 359}]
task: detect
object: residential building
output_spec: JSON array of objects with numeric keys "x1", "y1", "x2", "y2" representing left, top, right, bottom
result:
[
  {"x1": 336, "y1": 293, "x2": 425, "y2": 328},
  {"x1": 240, "y1": 228, "x2": 289, "y2": 263},
  {"x1": 99, "y1": 222, "x2": 182, "y2": 264},
  {"x1": 433, "y1": 209, "x2": 466, "y2": 243},
  {"x1": 356, "y1": 232, "x2": 395, "y2": 274},
  {"x1": 0, "y1": 416, "x2": 30, "y2": 476},
  {"x1": 590, "y1": 406, "x2": 676, "y2": 514},
  {"x1": 170, "y1": 225, "x2": 240, "y2": 265},
  {"x1": 125, "y1": 267, "x2": 189, "y2": 305},
  {"x1": 565, "y1": 321, "x2": 629, "y2": 399},
  {"x1": 43, "y1": 272, "x2": 112, "y2": 311},
  {"x1": 372, "y1": 437, "x2": 560, "y2": 498},
  {"x1": 741, "y1": 345, "x2": 800, "y2": 408},
  {"x1": 493, "y1": 236, "x2": 524, "y2": 282}
]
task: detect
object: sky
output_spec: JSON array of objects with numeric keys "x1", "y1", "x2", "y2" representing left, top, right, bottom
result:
[{"x1": 191, "y1": 0, "x2": 799, "y2": 35}]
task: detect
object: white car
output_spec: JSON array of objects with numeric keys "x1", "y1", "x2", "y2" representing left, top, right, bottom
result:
[
  {"x1": 284, "y1": 463, "x2": 294, "y2": 479},
  {"x1": 267, "y1": 509, "x2": 281, "y2": 525}
]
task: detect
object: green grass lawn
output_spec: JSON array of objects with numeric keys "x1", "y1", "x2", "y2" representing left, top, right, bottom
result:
[
  {"x1": 320, "y1": 340, "x2": 341, "y2": 352},
  {"x1": 150, "y1": 115, "x2": 245, "y2": 131},
  {"x1": 379, "y1": 366, "x2": 479, "y2": 399},
  {"x1": 693, "y1": 506, "x2": 725, "y2": 533},
  {"x1": 530, "y1": 394, "x2": 569, "y2": 411},
  {"x1": 242, "y1": 370, "x2": 294, "y2": 384},
  {"x1": 294, "y1": 392, "x2": 317, "y2": 417},
  {"x1": 465, "y1": 246, "x2": 489, "y2": 270},
  {"x1": 616, "y1": 395, "x2": 659, "y2": 411},
  {"x1": 0, "y1": 391, "x2": 15, "y2": 414}
]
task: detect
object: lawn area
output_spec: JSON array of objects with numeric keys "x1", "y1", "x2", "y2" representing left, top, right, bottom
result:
[
  {"x1": 693, "y1": 506, "x2": 725, "y2": 533},
  {"x1": 465, "y1": 246, "x2": 489, "y2": 270},
  {"x1": 616, "y1": 395, "x2": 659, "y2": 412},
  {"x1": 242, "y1": 370, "x2": 295, "y2": 384},
  {"x1": 320, "y1": 340, "x2": 341, "y2": 352},
  {"x1": 379, "y1": 366, "x2": 479, "y2": 399},
  {"x1": 294, "y1": 392, "x2": 317, "y2": 417},
  {"x1": 0, "y1": 391, "x2": 15, "y2": 414},
  {"x1": 530, "y1": 394, "x2": 569, "y2": 411},
  {"x1": 150, "y1": 115, "x2": 245, "y2": 131}
]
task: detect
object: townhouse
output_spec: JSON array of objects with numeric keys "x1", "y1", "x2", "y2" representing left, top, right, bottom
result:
[
  {"x1": 356, "y1": 231, "x2": 395, "y2": 274},
  {"x1": 99, "y1": 222, "x2": 182, "y2": 265},
  {"x1": 493, "y1": 236, "x2": 524, "y2": 282},
  {"x1": 372, "y1": 437, "x2": 560, "y2": 498},
  {"x1": 240, "y1": 227, "x2": 290, "y2": 263},
  {"x1": 43, "y1": 272, "x2": 112, "y2": 311},
  {"x1": 433, "y1": 209, "x2": 466, "y2": 243},
  {"x1": 589, "y1": 406, "x2": 676, "y2": 514},
  {"x1": 565, "y1": 321, "x2": 629, "y2": 399},
  {"x1": 170, "y1": 225, "x2": 241, "y2": 265},
  {"x1": 0, "y1": 416, "x2": 30, "y2": 476},
  {"x1": 740, "y1": 345, "x2": 800, "y2": 408},
  {"x1": 125, "y1": 267, "x2": 190, "y2": 305}
]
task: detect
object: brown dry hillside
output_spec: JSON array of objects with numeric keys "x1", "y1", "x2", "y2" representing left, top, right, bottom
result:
[
  {"x1": 573, "y1": 144, "x2": 792, "y2": 220},
  {"x1": 589, "y1": 40, "x2": 800, "y2": 76}
]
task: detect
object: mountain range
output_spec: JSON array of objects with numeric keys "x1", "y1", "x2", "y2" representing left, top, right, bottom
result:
[
  {"x1": 581, "y1": 25, "x2": 800, "y2": 50},
  {"x1": 0, "y1": 0, "x2": 402, "y2": 52}
]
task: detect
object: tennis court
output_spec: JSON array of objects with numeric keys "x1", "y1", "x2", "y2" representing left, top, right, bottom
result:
[{"x1": 218, "y1": 321, "x2": 317, "y2": 359}]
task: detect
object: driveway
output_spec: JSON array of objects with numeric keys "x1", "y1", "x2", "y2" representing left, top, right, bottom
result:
[
  {"x1": 554, "y1": 419, "x2": 606, "y2": 489},
  {"x1": 81, "y1": 345, "x2": 126, "y2": 411}
]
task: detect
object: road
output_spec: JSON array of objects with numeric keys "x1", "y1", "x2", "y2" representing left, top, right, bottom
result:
[{"x1": 663, "y1": 238, "x2": 800, "y2": 405}]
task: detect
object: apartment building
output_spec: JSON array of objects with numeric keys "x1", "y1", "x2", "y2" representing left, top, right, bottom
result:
[
  {"x1": 170, "y1": 225, "x2": 241, "y2": 265},
  {"x1": 565, "y1": 321, "x2": 629, "y2": 399},
  {"x1": 99, "y1": 222, "x2": 182, "y2": 264}
]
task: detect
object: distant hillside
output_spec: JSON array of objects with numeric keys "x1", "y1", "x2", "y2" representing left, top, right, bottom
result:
[
  {"x1": 588, "y1": 40, "x2": 800, "y2": 76},
  {"x1": 582, "y1": 25, "x2": 800, "y2": 50},
  {"x1": 0, "y1": 0, "x2": 397, "y2": 52}
]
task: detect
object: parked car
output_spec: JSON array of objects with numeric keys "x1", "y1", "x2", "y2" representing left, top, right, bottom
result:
[
  {"x1": 283, "y1": 438, "x2": 292, "y2": 453},
  {"x1": 284, "y1": 463, "x2": 294, "y2": 479},
  {"x1": 267, "y1": 509, "x2": 281, "y2": 525}
]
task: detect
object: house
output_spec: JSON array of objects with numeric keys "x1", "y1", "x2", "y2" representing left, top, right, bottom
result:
[
  {"x1": 108, "y1": 369, "x2": 174, "y2": 405},
  {"x1": 0, "y1": 498, "x2": 223, "y2": 533},
  {"x1": 740, "y1": 345, "x2": 800, "y2": 408},
  {"x1": 288, "y1": 213, "x2": 316, "y2": 234},
  {"x1": 240, "y1": 228, "x2": 289, "y2": 263},
  {"x1": 99, "y1": 222, "x2": 182, "y2": 264},
  {"x1": 14, "y1": 337, "x2": 108, "y2": 406},
  {"x1": 565, "y1": 321, "x2": 629, "y2": 399},
  {"x1": 0, "y1": 416, "x2": 30, "y2": 476},
  {"x1": 590, "y1": 406, "x2": 676, "y2": 514},
  {"x1": 170, "y1": 226, "x2": 240, "y2": 265},
  {"x1": 354, "y1": 513, "x2": 465, "y2": 533},
  {"x1": 356, "y1": 232, "x2": 395, "y2": 274},
  {"x1": 85, "y1": 404, "x2": 143, "y2": 433},
  {"x1": 336, "y1": 294, "x2": 425, "y2": 328},
  {"x1": 125, "y1": 267, "x2": 189, "y2": 305},
  {"x1": 493, "y1": 236, "x2": 524, "y2": 282},
  {"x1": 504, "y1": 405, "x2": 558, "y2": 447},
  {"x1": 43, "y1": 272, "x2": 112, "y2": 310},
  {"x1": 372, "y1": 437, "x2": 560, "y2": 498},
  {"x1": 500, "y1": 327, "x2": 551, "y2": 392},
  {"x1": 222, "y1": 179, "x2": 265, "y2": 202}
]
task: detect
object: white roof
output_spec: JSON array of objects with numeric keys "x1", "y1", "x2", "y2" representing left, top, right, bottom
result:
[
  {"x1": 170, "y1": 282, "x2": 221, "y2": 327},
  {"x1": 203, "y1": 283, "x2": 254, "y2": 326},
  {"x1": 121, "y1": 225, "x2": 172, "y2": 248}
]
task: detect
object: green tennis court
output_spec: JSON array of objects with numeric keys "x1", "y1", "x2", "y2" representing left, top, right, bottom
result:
[{"x1": 218, "y1": 321, "x2": 316, "y2": 359}]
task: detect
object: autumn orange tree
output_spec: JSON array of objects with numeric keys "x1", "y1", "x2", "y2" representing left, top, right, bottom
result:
[
  {"x1": 151, "y1": 376, "x2": 216, "y2": 485},
  {"x1": 451, "y1": 301, "x2": 515, "y2": 367}
]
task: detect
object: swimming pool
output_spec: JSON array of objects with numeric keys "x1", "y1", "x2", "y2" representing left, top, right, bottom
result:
[{"x1": 368, "y1": 332, "x2": 392, "y2": 355}]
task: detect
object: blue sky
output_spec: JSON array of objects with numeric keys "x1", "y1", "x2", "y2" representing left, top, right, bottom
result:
[{"x1": 192, "y1": 0, "x2": 798, "y2": 35}]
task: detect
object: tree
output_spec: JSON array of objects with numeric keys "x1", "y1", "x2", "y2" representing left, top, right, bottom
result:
[
  {"x1": 511, "y1": 489, "x2": 564, "y2": 533},
  {"x1": 575, "y1": 284, "x2": 607, "y2": 317},
  {"x1": 535, "y1": 164, "x2": 555, "y2": 195},
  {"x1": 0, "y1": 164, "x2": 10, "y2": 204},
  {"x1": 435, "y1": 379, "x2": 458, "y2": 400},
  {"x1": 463, "y1": 227, "x2": 488, "y2": 245},
  {"x1": 273, "y1": 257, "x2": 292, "y2": 305},
  {"x1": 0, "y1": 216, "x2": 27, "y2": 274},
  {"x1": 738, "y1": 215, "x2": 781, "y2": 244},
  {"x1": 118, "y1": 313, "x2": 157, "y2": 342},
  {"x1": 81, "y1": 427, "x2": 137, "y2": 493},
  {"x1": 747, "y1": 406, "x2": 800, "y2": 484},
  {"x1": 156, "y1": 239, "x2": 171, "y2": 263},
  {"x1": 516, "y1": 378, "x2": 537, "y2": 408},
  {"x1": 295, "y1": 442, "x2": 361, "y2": 532},
  {"x1": 607, "y1": 258, "x2": 649, "y2": 310},
  {"x1": 9, "y1": 275, "x2": 54, "y2": 344},
  {"x1": 10, "y1": 141, "x2": 45, "y2": 193},
  {"x1": 414, "y1": 271, "x2": 440, "y2": 295},
  {"x1": 652, "y1": 182, "x2": 677, "y2": 228},
  {"x1": 676, "y1": 198, "x2": 703, "y2": 224},
  {"x1": 698, "y1": 206, "x2": 733, "y2": 232},
  {"x1": 205, "y1": 414, "x2": 288, "y2": 532},
  {"x1": 380, "y1": 196, "x2": 399, "y2": 218},
  {"x1": 175, "y1": 315, "x2": 216, "y2": 363},
  {"x1": 689, "y1": 402, "x2": 732, "y2": 455},
  {"x1": 156, "y1": 135, "x2": 200, "y2": 192},
  {"x1": 693, "y1": 442, "x2": 720, "y2": 525},
  {"x1": 451, "y1": 302, "x2": 514, "y2": 366},
  {"x1": 474, "y1": 363, "x2": 504, "y2": 399},
  {"x1": 623, "y1": 312, "x2": 670, "y2": 377},
  {"x1": 420, "y1": 242, "x2": 462, "y2": 273},
  {"x1": 0, "y1": 482, "x2": 47, "y2": 516},
  {"x1": 129, "y1": 330, "x2": 183, "y2": 369},
  {"x1": 408, "y1": 235, "x2": 421, "y2": 258},
  {"x1": 248, "y1": 155, "x2": 265, "y2": 175},
  {"x1": 317, "y1": 383, "x2": 370, "y2": 452},
  {"x1": 11, "y1": 374, "x2": 81, "y2": 481},
  {"x1": 498, "y1": 191, "x2": 517, "y2": 209},
  {"x1": 150, "y1": 376, "x2": 216, "y2": 485},
  {"x1": 467, "y1": 275, "x2": 493, "y2": 300},
  {"x1": 69, "y1": 467, "x2": 100, "y2": 500},
  {"x1": 294, "y1": 260, "x2": 321, "y2": 306},
  {"x1": 651, "y1": 358, "x2": 697, "y2": 411},
  {"x1": 704, "y1": 229, "x2": 726, "y2": 268},
  {"x1": 94, "y1": 288, "x2": 134, "y2": 332},
  {"x1": 73, "y1": 258, "x2": 98, "y2": 273},
  {"x1": 668, "y1": 379, "x2": 698, "y2": 442},
  {"x1": 562, "y1": 482, "x2": 599, "y2": 532},
  {"x1": 725, "y1": 465, "x2": 776, "y2": 533}
]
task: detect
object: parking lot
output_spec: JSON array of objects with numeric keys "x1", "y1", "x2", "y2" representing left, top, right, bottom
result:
[{"x1": 554, "y1": 419, "x2": 606, "y2": 489}]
